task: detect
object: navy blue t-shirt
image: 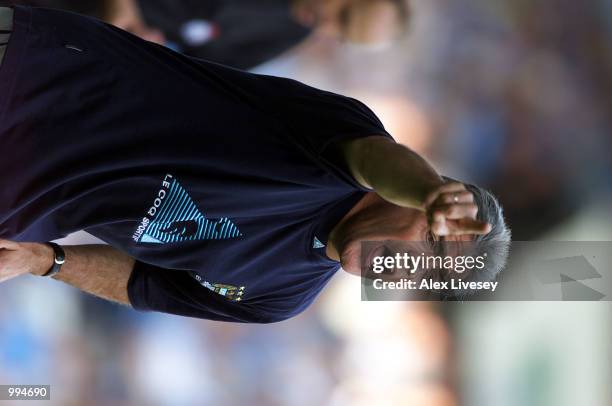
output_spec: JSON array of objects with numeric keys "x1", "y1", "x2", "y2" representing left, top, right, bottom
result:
[{"x1": 0, "y1": 6, "x2": 393, "y2": 323}]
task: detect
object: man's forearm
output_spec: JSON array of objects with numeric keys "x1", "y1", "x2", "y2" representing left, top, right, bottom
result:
[
  {"x1": 340, "y1": 136, "x2": 444, "y2": 209},
  {"x1": 31, "y1": 244, "x2": 135, "y2": 305}
]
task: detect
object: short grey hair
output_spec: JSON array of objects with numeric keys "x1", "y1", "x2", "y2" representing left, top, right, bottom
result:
[
  {"x1": 464, "y1": 182, "x2": 512, "y2": 285},
  {"x1": 422, "y1": 179, "x2": 512, "y2": 300}
]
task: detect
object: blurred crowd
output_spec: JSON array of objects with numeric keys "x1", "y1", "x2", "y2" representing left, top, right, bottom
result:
[{"x1": 0, "y1": 0, "x2": 610, "y2": 405}]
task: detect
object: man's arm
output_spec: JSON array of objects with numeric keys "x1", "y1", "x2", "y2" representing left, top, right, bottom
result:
[
  {"x1": 338, "y1": 135, "x2": 491, "y2": 236},
  {"x1": 1, "y1": 239, "x2": 264, "y2": 322},
  {"x1": 339, "y1": 135, "x2": 444, "y2": 209},
  {"x1": 0, "y1": 240, "x2": 134, "y2": 305}
]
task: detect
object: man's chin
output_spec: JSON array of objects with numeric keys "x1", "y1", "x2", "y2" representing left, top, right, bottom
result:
[
  {"x1": 338, "y1": 241, "x2": 363, "y2": 276},
  {"x1": 339, "y1": 240, "x2": 385, "y2": 276}
]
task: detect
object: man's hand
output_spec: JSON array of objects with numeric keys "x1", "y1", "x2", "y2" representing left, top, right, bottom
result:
[
  {"x1": 423, "y1": 182, "x2": 491, "y2": 237},
  {"x1": 106, "y1": 0, "x2": 166, "y2": 45},
  {"x1": 0, "y1": 239, "x2": 53, "y2": 283}
]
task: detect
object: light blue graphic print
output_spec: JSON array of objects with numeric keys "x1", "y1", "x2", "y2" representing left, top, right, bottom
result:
[
  {"x1": 313, "y1": 236, "x2": 326, "y2": 249},
  {"x1": 138, "y1": 177, "x2": 242, "y2": 244}
]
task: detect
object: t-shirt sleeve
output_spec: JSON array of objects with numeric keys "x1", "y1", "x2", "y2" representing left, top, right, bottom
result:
[
  {"x1": 266, "y1": 77, "x2": 397, "y2": 189},
  {"x1": 287, "y1": 88, "x2": 394, "y2": 155},
  {"x1": 127, "y1": 260, "x2": 272, "y2": 323}
]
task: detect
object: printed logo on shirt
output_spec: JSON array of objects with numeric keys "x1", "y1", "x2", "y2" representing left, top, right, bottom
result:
[
  {"x1": 190, "y1": 272, "x2": 245, "y2": 302},
  {"x1": 132, "y1": 173, "x2": 242, "y2": 244},
  {"x1": 313, "y1": 236, "x2": 326, "y2": 249}
]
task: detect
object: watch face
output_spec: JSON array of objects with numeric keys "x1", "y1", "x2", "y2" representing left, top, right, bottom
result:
[{"x1": 50, "y1": 243, "x2": 66, "y2": 264}]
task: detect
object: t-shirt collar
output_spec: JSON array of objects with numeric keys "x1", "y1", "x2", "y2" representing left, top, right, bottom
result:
[{"x1": 310, "y1": 191, "x2": 366, "y2": 261}]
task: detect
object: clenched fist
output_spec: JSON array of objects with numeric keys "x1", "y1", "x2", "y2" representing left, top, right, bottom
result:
[{"x1": 0, "y1": 239, "x2": 53, "y2": 283}]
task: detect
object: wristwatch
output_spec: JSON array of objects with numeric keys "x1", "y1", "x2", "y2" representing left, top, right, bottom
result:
[{"x1": 42, "y1": 242, "x2": 66, "y2": 277}]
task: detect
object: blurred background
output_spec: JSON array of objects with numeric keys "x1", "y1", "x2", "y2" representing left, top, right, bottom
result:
[{"x1": 0, "y1": 0, "x2": 611, "y2": 405}]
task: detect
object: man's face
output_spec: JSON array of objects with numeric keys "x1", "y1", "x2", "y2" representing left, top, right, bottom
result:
[
  {"x1": 334, "y1": 193, "x2": 429, "y2": 275},
  {"x1": 335, "y1": 193, "x2": 472, "y2": 276}
]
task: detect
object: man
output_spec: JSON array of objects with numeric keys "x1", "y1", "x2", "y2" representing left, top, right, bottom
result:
[
  {"x1": 4, "y1": 0, "x2": 409, "y2": 70},
  {"x1": 0, "y1": 0, "x2": 309, "y2": 69},
  {"x1": 0, "y1": 6, "x2": 510, "y2": 323}
]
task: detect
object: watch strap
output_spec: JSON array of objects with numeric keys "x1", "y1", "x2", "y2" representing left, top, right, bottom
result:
[{"x1": 42, "y1": 242, "x2": 66, "y2": 277}]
